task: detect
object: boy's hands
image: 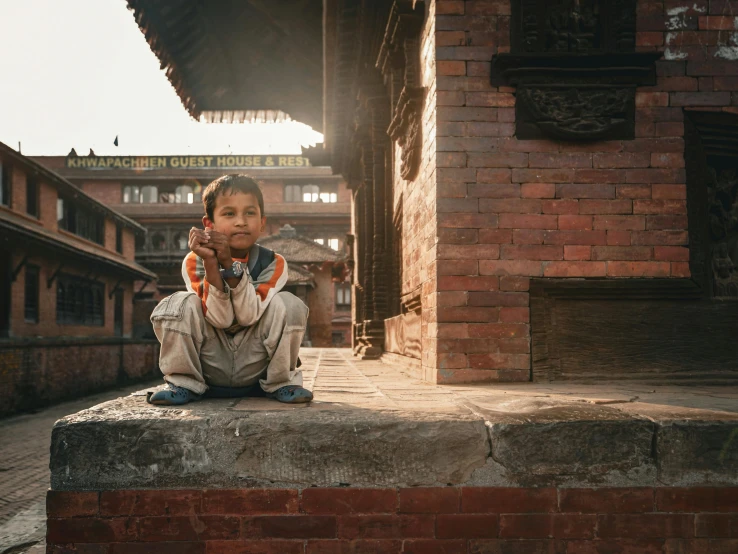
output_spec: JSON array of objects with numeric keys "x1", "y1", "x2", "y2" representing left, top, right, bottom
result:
[
  {"x1": 189, "y1": 227, "x2": 216, "y2": 261},
  {"x1": 189, "y1": 227, "x2": 233, "y2": 267}
]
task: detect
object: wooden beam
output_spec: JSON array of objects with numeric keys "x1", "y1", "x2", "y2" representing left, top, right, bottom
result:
[
  {"x1": 11, "y1": 255, "x2": 28, "y2": 282},
  {"x1": 47, "y1": 263, "x2": 65, "y2": 289}
]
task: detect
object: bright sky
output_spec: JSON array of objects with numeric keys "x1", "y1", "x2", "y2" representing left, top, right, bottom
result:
[{"x1": 0, "y1": 0, "x2": 323, "y2": 156}]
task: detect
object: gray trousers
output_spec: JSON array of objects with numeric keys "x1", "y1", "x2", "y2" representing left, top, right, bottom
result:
[{"x1": 151, "y1": 291, "x2": 308, "y2": 395}]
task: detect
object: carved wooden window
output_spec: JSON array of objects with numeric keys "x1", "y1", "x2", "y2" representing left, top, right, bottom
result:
[
  {"x1": 492, "y1": 0, "x2": 659, "y2": 141},
  {"x1": 685, "y1": 111, "x2": 738, "y2": 300}
]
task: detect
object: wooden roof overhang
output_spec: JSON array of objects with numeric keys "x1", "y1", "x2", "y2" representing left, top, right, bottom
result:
[{"x1": 125, "y1": 0, "x2": 324, "y2": 131}]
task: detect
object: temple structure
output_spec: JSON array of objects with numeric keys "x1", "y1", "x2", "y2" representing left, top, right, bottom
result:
[{"x1": 119, "y1": 0, "x2": 738, "y2": 383}]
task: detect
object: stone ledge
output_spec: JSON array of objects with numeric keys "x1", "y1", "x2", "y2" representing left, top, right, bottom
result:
[{"x1": 50, "y1": 349, "x2": 738, "y2": 491}]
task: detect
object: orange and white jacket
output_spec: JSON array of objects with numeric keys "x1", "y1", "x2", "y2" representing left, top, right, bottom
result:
[{"x1": 181, "y1": 244, "x2": 288, "y2": 329}]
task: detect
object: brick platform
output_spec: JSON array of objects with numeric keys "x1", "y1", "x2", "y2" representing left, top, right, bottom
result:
[
  {"x1": 46, "y1": 349, "x2": 738, "y2": 551},
  {"x1": 46, "y1": 486, "x2": 738, "y2": 553}
]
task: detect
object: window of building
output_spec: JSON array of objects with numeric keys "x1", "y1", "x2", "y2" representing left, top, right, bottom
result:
[
  {"x1": 172, "y1": 232, "x2": 188, "y2": 250},
  {"x1": 0, "y1": 162, "x2": 11, "y2": 206},
  {"x1": 314, "y1": 238, "x2": 340, "y2": 250},
  {"x1": 335, "y1": 282, "x2": 351, "y2": 310},
  {"x1": 26, "y1": 176, "x2": 39, "y2": 217},
  {"x1": 24, "y1": 265, "x2": 39, "y2": 323},
  {"x1": 116, "y1": 224, "x2": 123, "y2": 254},
  {"x1": 285, "y1": 184, "x2": 301, "y2": 202},
  {"x1": 302, "y1": 185, "x2": 320, "y2": 202},
  {"x1": 56, "y1": 274, "x2": 104, "y2": 326},
  {"x1": 140, "y1": 185, "x2": 158, "y2": 203},
  {"x1": 175, "y1": 185, "x2": 194, "y2": 204},
  {"x1": 285, "y1": 184, "x2": 338, "y2": 203},
  {"x1": 332, "y1": 331, "x2": 345, "y2": 346},
  {"x1": 58, "y1": 198, "x2": 105, "y2": 245},
  {"x1": 123, "y1": 185, "x2": 140, "y2": 203},
  {"x1": 151, "y1": 232, "x2": 167, "y2": 251}
]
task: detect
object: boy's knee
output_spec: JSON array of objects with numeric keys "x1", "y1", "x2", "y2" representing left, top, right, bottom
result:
[
  {"x1": 272, "y1": 291, "x2": 308, "y2": 326},
  {"x1": 151, "y1": 292, "x2": 202, "y2": 328}
]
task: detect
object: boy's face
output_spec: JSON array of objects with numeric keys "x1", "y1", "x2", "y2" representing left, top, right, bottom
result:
[{"x1": 203, "y1": 191, "x2": 265, "y2": 257}]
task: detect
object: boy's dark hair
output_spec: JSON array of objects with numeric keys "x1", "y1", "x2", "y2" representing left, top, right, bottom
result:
[{"x1": 202, "y1": 174, "x2": 265, "y2": 221}]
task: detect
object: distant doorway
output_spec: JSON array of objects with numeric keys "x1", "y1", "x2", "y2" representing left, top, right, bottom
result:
[{"x1": 0, "y1": 250, "x2": 10, "y2": 337}]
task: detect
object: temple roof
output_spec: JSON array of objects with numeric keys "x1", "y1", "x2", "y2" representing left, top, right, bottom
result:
[
  {"x1": 125, "y1": 0, "x2": 323, "y2": 131},
  {"x1": 259, "y1": 225, "x2": 345, "y2": 264}
]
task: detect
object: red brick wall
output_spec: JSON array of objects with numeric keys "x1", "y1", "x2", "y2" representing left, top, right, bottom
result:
[
  {"x1": 425, "y1": 0, "x2": 738, "y2": 384},
  {"x1": 9, "y1": 252, "x2": 135, "y2": 338},
  {"x1": 0, "y1": 339, "x2": 158, "y2": 417},
  {"x1": 82, "y1": 180, "x2": 123, "y2": 205},
  {"x1": 46, "y1": 486, "x2": 738, "y2": 552}
]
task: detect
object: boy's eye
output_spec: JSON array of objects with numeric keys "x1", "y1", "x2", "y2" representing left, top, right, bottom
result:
[{"x1": 223, "y1": 212, "x2": 234, "y2": 216}]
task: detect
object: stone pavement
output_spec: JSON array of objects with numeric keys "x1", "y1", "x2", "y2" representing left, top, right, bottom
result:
[
  {"x1": 0, "y1": 381, "x2": 160, "y2": 553},
  {"x1": 52, "y1": 348, "x2": 738, "y2": 492}
]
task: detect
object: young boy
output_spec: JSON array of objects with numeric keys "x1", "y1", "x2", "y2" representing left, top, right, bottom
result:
[{"x1": 147, "y1": 174, "x2": 313, "y2": 405}]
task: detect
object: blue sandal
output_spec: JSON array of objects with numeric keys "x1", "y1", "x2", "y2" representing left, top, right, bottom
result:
[
  {"x1": 147, "y1": 384, "x2": 201, "y2": 406},
  {"x1": 266, "y1": 385, "x2": 314, "y2": 404}
]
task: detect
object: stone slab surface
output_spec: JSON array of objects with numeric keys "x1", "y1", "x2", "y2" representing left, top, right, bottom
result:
[{"x1": 50, "y1": 349, "x2": 738, "y2": 490}]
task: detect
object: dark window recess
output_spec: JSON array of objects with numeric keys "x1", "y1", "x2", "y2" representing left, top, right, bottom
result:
[
  {"x1": 26, "y1": 176, "x2": 39, "y2": 217},
  {"x1": 0, "y1": 162, "x2": 11, "y2": 206},
  {"x1": 116, "y1": 225, "x2": 123, "y2": 254},
  {"x1": 58, "y1": 198, "x2": 105, "y2": 245},
  {"x1": 335, "y1": 283, "x2": 351, "y2": 309},
  {"x1": 56, "y1": 274, "x2": 105, "y2": 326},
  {"x1": 24, "y1": 265, "x2": 40, "y2": 323}
]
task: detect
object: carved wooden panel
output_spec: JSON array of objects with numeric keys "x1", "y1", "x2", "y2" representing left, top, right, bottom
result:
[
  {"x1": 495, "y1": 0, "x2": 656, "y2": 141},
  {"x1": 685, "y1": 111, "x2": 738, "y2": 299},
  {"x1": 530, "y1": 280, "x2": 738, "y2": 382}
]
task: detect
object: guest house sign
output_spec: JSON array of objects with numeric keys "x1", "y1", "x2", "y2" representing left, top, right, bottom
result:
[{"x1": 66, "y1": 155, "x2": 312, "y2": 170}]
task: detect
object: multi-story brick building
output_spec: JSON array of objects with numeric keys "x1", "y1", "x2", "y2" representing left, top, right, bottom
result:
[
  {"x1": 33, "y1": 154, "x2": 352, "y2": 346},
  {"x1": 0, "y1": 142, "x2": 158, "y2": 416},
  {"x1": 119, "y1": 0, "x2": 738, "y2": 384}
]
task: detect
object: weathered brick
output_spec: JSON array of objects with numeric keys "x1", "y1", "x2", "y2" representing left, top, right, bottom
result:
[
  {"x1": 556, "y1": 184, "x2": 616, "y2": 199},
  {"x1": 469, "y1": 182, "x2": 520, "y2": 198},
  {"x1": 301, "y1": 489, "x2": 398, "y2": 515},
  {"x1": 543, "y1": 230, "x2": 608, "y2": 245},
  {"x1": 632, "y1": 231, "x2": 689, "y2": 245},
  {"x1": 651, "y1": 184, "x2": 687, "y2": 199},
  {"x1": 468, "y1": 353, "x2": 530, "y2": 369},
  {"x1": 479, "y1": 229, "x2": 513, "y2": 243},
  {"x1": 438, "y1": 213, "x2": 499, "y2": 228},
  {"x1": 646, "y1": 215, "x2": 688, "y2": 230},
  {"x1": 480, "y1": 199, "x2": 542, "y2": 214},
  {"x1": 578, "y1": 200, "x2": 633, "y2": 214},
  {"x1": 436, "y1": 0, "x2": 465, "y2": 15},
  {"x1": 593, "y1": 152, "x2": 651, "y2": 169},
  {"x1": 500, "y1": 245, "x2": 563, "y2": 260},
  {"x1": 543, "y1": 261, "x2": 607, "y2": 277},
  {"x1": 438, "y1": 244, "x2": 500, "y2": 260},
  {"x1": 437, "y1": 260, "x2": 480, "y2": 276},
  {"x1": 695, "y1": 514, "x2": 738, "y2": 537},
  {"x1": 202, "y1": 490, "x2": 298, "y2": 515},
  {"x1": 440, "y1": 107, "x2": 499, "y2": 122},
  {"x1": 498, "y1": 214, "x2": 558, "y2": 229},
  {"x1": 439, "y1": 228, "x2": 479, "y2": 244},
  {"x1": 607, "y1": 261, "x2": 671, "y2": 277},
  {"x1": 513, "y1": 229, "x2": 545, "y2": 244},
  {"x1": 399, "y1": 488, "x2": 460, "y2": 514},
  {"x1": 436, "y1": 31, "x2": 467, "y2": 46},
  {"x1": 467, "y1": 323, "x2": 530, "y2": 339},
  {"x1": 466, "y1": 92, "x2": 515, "y2": 107},
  {"x1": 47, "y1": 518, "x2": 138, "y2": 543},
  {"x1": 636, "y1": 92, "x2": 669, "y2": 107},
  {"x1": 499, "y1": 514, "x2": 597, "y2": 539},
  {"x1": 468, "y1": 153, "x2": 529, "y2": 168},
  {"x1": 607, "y1": 231, "x2": 632, "y2": 246},
  {"x1": 564, "y1": 245, "x2": 592, "y2": 260},
  {"x1": 47, "y1": 491, "x2": 99, "y2": 518},
  {"x1": 338, "y1": 515, "x2": 435, "y2": 539},
  {"x1": 593, "y1": 216, "x2": 646, "y2": 231},
  {"x1": 438, "y1": 275, "x2": 500, "y2": 291},
  {"x1": 100, "y1": 491, "x2": 201, "y2": 517},
  {"x1": 513, "y1": 169, "x2": 575, "y2": 183},
  {"x1": 633, "y1": 200, "x2": 687, "y2": 214},
  {"x1": 437, "y1": 514, "x2": 499, "y2": 538},
  {"x1": 542, "y1": 199, "x2": 580, "y2": 214},
  {"x1": 655, "y1": 488, "x2": 738, "y2": 512},
  {"x1": 654, "y1": 246, "x2": 690, "y2": 261},
  {"x1": 242, "y1": 515, "x2": 337, "y2": 539},
  {"x1": 521, "y1": 183, "x2": 556, "y2": 198},
  {"x1": 403, "y1": 539, "x2": 466, "y2": 554},
  {"x1": 597, "y1": 514, "x2": 694, "y2": 538},
  {"x1": 438, "y1": 307, "x2": 500, "y2": 323},
  {"x1": 499, "y1": 276, "x2": 530, "y2": 291},
  {"x1": 592, "y1": 246, "x2": 652, "y2": 261},
  {"x1": 479, "y1": 260, "x2": 544, "y2": 277},
  {"x1": 529, "y1": 153, "x2": 593, "y2": 169},
  {"x1": 461, "y1": 488, "x2": 557, "y2": 513},
  {"x1": 304, "y1": 540, "x2": 400, "y2": 554},
  {"x1": 498, "y1": 307, "x2": 530, "y2": 323},
  {"x1": 558, "y1": 215, "x2": 593, "y2": 230},
  {"x1": 138, "y1": 515, "x2": 239, "y2": 541},
  {"x1": 651, "y1": 153, "x2": 686, "y2": 168}
]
